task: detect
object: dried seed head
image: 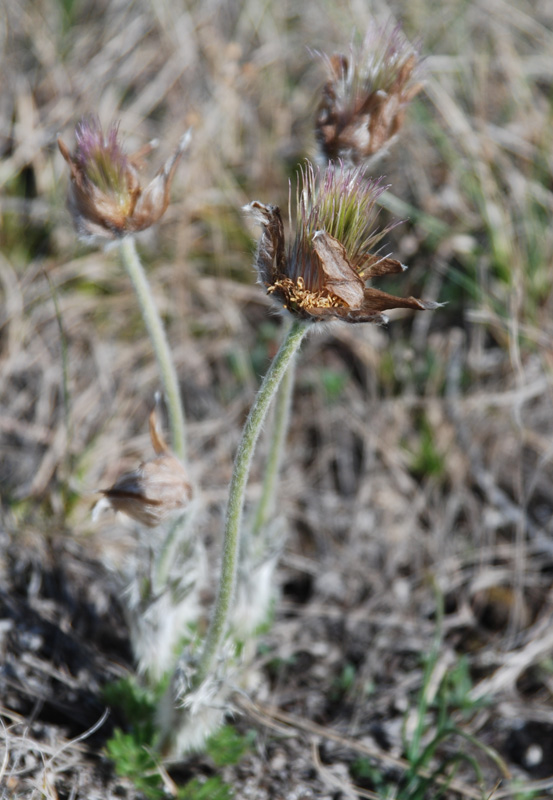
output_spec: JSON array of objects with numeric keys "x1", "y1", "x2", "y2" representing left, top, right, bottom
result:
[
  {"x1": 315, "y1": 22, "x2": 423, "y2": 165},
  {"x1": 93, "y1": 407, "x2": 193, "y2": 528},
  {"x1": 244, "y1": 160, "x2": 439, "y2": 324},
  {"x1": 58, "y1": 116, "x2": 190, "y2": 242}
]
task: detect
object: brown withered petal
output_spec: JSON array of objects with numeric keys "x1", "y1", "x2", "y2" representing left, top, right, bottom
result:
[
  {"x1": 328, "y1": 53, "x2": 349, "y2": 81},
  {"x1": 360, "y1": 254, "x2": 407, "y2": 278},
  {"x1": 361, "y1": 287, "x2": 439, "y2": 314},
  {"x1": 311, "y1": 231, "x2": 364, "y2": 307},
  {"x1": 148, "y1": 404, "x2": 171, "y2": 456},
  {"x1": 308, "y1": 233, "x2": 437, "y2": 324},
  {"x1": 243, "y1": 201, "x2": 286, "y2": 289},
  {"x1": 127, "y1": 134, "x2": 189, "y2": 234}
]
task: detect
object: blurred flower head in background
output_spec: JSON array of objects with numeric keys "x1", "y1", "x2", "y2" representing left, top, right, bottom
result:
[
  {"x1": 58, "y1": 116, "x2": 190, "y2": 241},
  {"x1": 245, "y1": 161, "x2": 437, "y2": 324},
  {"x1": 93, "y1": 407, "x2": 193, "y2": 528},
  {"x1": 315, "y1": 21, "x2": 422, "y2": 165}
]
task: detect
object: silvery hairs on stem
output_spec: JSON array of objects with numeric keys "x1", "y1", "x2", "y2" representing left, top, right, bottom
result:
[
  {"x1": 245, "y1": 160, "x2": 439, "y2": 325},
  {"x1": 154, "y1": 526, "x2": 278, "y2": 755},
  {"x1": 228, "y1": 514, "x2": 287, "y2": 662},
  {"x1": 124, "y1": 529, "x2": 207, "y2": 682},
  {"x1": 315, "y1": 21, "x2": 423, "y2": 166},
  {"x1": 58, "y1": 116, "x2": 190, "y2": 243},
  {"x1": 157, "y1": 642, "x2": 237, "y2": 756}
]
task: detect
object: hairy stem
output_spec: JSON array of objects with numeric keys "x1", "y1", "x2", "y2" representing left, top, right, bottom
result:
[
  {"x1": 196, "y1": 319, "x2": 308, "y2": 684},
  {"x1": 119, "y1": 236, "x2": 187, "y2": 462},
  {"x1": 251, "y1": 319, "x2": 297, "y2": 537}
]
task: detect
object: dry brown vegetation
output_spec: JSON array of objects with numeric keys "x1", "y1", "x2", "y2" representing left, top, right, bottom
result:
[{"x1": 2, "y1": 0, "x2": 553, "y2": 797}]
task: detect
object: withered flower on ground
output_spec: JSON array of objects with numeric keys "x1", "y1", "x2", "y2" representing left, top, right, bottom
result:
[
  {"x1": 93, "y1": 408, "x2": 193, "y2": 528},
  {"x1": 244, "y1": 161, "x2": 438, "y2": 324},
  {"x1": 315, "y1": 22, "x2": 422, "y2": 165},
  {"x1": 58, "y1": 116, "x2": 190, "y2": 241}
]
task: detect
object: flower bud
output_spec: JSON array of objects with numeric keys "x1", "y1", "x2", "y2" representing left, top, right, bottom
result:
[{"x1": 58, "y1": 116, "x2": 190, "y2": 241}]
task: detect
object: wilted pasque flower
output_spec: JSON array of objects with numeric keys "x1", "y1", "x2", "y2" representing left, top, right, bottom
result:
[
  {"x1": 244, "y1": 161, "x2": 437, "y2": 324},
  {"x1": 315, "y1": 22, "x2": 422, "y2": 165},
  {"x1": 58, "y1": 116, "x2": 190, "y2": 241},
  {"x1": 93, "y1": 408, "x2": 193, "y2": 528}
]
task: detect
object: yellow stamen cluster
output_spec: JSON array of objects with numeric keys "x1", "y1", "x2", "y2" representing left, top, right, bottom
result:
[{"x1": 268, "y1": 276, "x2": 347, "y2": 311}]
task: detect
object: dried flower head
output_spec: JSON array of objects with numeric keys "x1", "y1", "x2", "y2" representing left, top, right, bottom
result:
[
  {"x1": 315, "y1": 22, "x2": 422, "y2": 165},
  {"x1": 58, "y1": 116, "x2": 190, "y2": 241},
  {"x1": 244, "y1": 161, "x2": 437, "y2": 324},
  {"x1": 93, "y1": 407, "x2": 193, "y2": 528}
]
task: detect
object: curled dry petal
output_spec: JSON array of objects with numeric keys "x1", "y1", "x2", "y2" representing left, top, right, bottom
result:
[
  {"x1": 58, "y1": 117, "x2": 190, "y2": 241},
  {"x1": 243, "y1": 201, "x2": 286, "y2": 288},
  {"x1": 311, "y1": 230, "x2": 364, "y2": 307},
  {"x1": 93, "y1": 408, "x2": 193, "y2": 528},
  {"x1": 361, "y1": 254, "x2": 407, "y2": 278}
]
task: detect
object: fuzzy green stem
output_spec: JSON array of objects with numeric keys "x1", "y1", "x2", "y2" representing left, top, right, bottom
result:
[
  {"x1": 119, "y1": 236, "x2": 187, "y2": 462},
  {"x1": 196, "y1": 319, "x2": 308, "y2": 684},
  {"x1": 251, "y1": 320, "x2": 297, "y2": 537}
]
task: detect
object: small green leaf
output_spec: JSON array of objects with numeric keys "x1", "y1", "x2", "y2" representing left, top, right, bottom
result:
[{"x1": 206, "y1": 724, "x2": 256, "y2": 767}]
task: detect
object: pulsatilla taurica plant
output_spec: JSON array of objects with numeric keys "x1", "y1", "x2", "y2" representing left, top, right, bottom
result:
[
  {"x1": 155, "y1": 159, "x2": 437, "y2": 755},
  {"x1": 58, "y1": 20, "x2": 436, "y2": 759}
]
